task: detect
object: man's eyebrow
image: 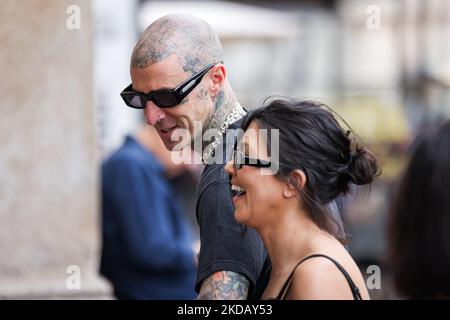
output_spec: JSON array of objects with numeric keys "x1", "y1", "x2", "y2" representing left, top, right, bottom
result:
[
  {"x1": 153, "y1": 86, "x2": 173, "y2": 91},
  {"x1": 131, "y1": 85, "x2": 174, "y2": 94}
]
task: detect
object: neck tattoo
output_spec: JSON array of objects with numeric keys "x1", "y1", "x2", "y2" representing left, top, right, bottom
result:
[{"x1": 202, "y1": 103, "x2": 246, "y2": 164}]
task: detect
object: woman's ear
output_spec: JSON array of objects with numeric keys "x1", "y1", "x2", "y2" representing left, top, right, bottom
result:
[{"x1": 283, "y1": 169, "x2": 306, "y2": 198}]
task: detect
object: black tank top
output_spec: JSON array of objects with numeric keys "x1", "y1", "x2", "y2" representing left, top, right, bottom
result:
[{"x1": 273, "y1": 254, "x2": 363, "y2": 300}]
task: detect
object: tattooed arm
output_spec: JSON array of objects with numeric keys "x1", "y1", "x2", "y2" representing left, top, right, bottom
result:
[{"x1": 197, "y1": 271, "x2": 250, "y2": 300}]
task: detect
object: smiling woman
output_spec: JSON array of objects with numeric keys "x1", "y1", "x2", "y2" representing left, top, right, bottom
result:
[{"x1": 225, "y1": 97, "x2": 380, "y2": 300}]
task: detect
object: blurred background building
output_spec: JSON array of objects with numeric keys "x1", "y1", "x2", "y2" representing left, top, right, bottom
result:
[{"x1": 1, "y1": 0, "x2": 449, "y2": 299}]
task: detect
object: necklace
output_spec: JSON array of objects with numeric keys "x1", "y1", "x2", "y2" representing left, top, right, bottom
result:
[{"x1": 202, "y1": 104, "x2": 246, "y2": 164}]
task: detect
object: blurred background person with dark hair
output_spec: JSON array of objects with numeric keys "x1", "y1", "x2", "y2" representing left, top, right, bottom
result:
[
  {"x1": 100, "y1": 125, "x2": 199, "y2": 300},
  {"x1": 388, "y1": 120, "x2": 450, "y2": 299}
]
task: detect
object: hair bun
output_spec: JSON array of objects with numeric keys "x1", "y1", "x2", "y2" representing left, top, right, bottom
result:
[{"x1": 348, "y1": 146, "x2": 380, "y2": 185}]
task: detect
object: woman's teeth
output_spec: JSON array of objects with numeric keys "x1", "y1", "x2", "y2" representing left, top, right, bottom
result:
[{"x1": 231, "y1": 185, "x2": 246, "y2": 197}]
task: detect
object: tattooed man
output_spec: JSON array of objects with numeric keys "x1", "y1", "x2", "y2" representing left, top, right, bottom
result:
[{"x1": 121, "y1": 14, "x2": 267, "y2": 299}]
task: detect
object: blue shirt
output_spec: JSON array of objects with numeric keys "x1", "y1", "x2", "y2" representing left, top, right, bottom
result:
[{"x1": 100, "y1": 136, "x2": 196, "y2": 299}]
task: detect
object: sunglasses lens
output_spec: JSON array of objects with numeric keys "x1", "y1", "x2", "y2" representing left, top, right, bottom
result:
[
  {"x1": 233, "y1": 150, "x2": 241, "y2": 170},
  {"x1": 152, "y1": 92, "x2": 180, "y2": 108},
  {"x1": 122, "y1": 93, "x2": 144, "y2": 109}
]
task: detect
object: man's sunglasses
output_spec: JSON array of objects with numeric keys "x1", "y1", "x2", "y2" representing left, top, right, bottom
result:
[{"x1": 120, "y1": 63, "x2": 217, "y2": 109}]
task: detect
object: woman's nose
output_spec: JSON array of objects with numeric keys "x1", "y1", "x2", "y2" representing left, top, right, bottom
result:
[
  {"x1": 144, "y1": 101, "x2": 166, "y2": 125},
  {"x1": 224, "y1": 160, "x2": 235, "y2": 175}
]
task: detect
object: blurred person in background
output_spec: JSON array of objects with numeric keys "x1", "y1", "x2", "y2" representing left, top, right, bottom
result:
[
  {"x1": 225, "y1": 98, "x2": 379, "y2": 300},
  {"x1": 100, "y1": 125, "x2": 198, "y2": 299},
  {"x1": 388, "y1": 119, "x2": 450, "y2": 300}
]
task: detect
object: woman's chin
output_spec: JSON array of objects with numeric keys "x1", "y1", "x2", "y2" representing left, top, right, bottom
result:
[
  {"x1": 234, "y1": 210, "x2": 246, "y2": 224},
  {"x1": 234, "y1": 209, "x2": 253, "y2": 227}
]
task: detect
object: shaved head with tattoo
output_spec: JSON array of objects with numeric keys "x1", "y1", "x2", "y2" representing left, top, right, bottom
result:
[
  {"x1": 130, "y1": 14, "x2": 239, "y2": 152},
  {"x1": 132, "y1": 14, "x2": 223, "y2": 71},
  {"x1": 122, "y1": 14, "x2": 267, "y2": 300}
]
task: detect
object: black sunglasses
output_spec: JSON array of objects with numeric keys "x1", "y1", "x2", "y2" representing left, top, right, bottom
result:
[
  {"x1": 232, "y1": 139, "x2": 272, "y2": 170},
  {"x1": 231, "y1": 137, "x2": 302, "y2": 172},
  {"x1": 120, "y1": 63, "x2": 217, "y2": 109},
  {"x1": 232, "y1": 149, "x2": 273, "y2": 170}
]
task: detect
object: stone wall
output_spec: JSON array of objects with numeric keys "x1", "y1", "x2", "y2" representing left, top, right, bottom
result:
[{"x1": 0, "y1": 0, "x2": 110, "y2": 298}]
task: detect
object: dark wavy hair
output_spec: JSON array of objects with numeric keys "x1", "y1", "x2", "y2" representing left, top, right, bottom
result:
[
  {"x1": 241, "y1": 97, "x2": 380, "y2": 243},
  {"x1": 388, "y1": 120, "x2": 450, "y2": 299}
]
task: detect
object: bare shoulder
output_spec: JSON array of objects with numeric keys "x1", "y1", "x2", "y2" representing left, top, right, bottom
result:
[
  {"x1": 197, "y1": 271, "x2": 250, "y2": 300},
  {"x1": 286, "y1": 255, "x2": 366, "y2": 300}
]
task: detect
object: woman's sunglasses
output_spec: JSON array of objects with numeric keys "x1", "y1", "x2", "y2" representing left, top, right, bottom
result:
[
  {"x1": 231, "y1": 139, "x2": 272, "y2": 170},
  {"x1": 120, "y1": 63, "x2": 217, "y2": 109},
  {"x1": 231, "y1": 138, "x2": 300, "y2": 172}
]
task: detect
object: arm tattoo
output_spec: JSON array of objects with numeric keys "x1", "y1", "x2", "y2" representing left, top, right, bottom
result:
[{"x1": 197, "y1": 271, "x2": 250, "y2": 300}]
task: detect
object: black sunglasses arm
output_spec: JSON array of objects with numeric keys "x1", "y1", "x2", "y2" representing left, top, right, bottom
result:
[{"x1": 174, "y1": 64, "x2": 215, "y2": 99}]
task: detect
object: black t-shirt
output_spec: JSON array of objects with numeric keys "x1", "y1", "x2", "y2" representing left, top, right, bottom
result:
[{"x1": 195, "y1": 119, "x2": 268, "y2": 298}]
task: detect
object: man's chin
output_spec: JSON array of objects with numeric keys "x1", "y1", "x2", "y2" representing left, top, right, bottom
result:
[
  {"x1": 158, "y1": 126, "x2": 194, "y2": 151},
  {"x1": 161, "y1": 139, "x2": 176, "y2": 151}
]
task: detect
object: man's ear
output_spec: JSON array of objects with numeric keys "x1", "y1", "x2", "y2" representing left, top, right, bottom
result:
[
  {"x1": 209, "y1": 63, "x2": 226, "y2": 97},
  {"x1": 283, "y1": 169, "x2": 306, "y2": 198}
]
